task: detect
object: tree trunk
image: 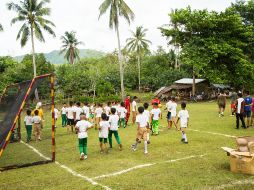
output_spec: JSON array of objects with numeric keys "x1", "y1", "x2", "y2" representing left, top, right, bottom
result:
[
  {"x1": 31, "y1": 27, "x2": 39, "y2": 100},
  {"x1": 137, "y1": 55, "x2": 141, "y2": 92},
  {"x1": 192, "y1": 66, "x2": 196, "y2": 96},
  {"x1": 70, "y1": 47, "x2": 74, "y2": 65},
  {"x1": 116, "y1": 24, "x2": 125, "y2": 101}
]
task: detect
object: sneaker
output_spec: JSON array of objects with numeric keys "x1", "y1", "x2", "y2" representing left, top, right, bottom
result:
[
  {"x1": 84, "y1": 155, "x2": 88, "y2": 160},
  {"x1": 184, "y1": 141, "x2": 188, "y2": 144},
  {"x1": 144, "y1": 151, "x2": 148, "y2": 154},
  {"x1": 132, "y1": 147, "x2": 137, "y2": 151},
  {"x1": 181, "y1": 138, "x2": 185, "y2": 142},
  {"x1": 80, "y1": 153, "x2": 84, "y2": 160}
]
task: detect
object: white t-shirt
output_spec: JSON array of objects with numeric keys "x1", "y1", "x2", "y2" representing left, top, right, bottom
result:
[
  {"x1": 82, "y1": 106, "x2": 90, "y2": 118},
  {"x1": 166, "y1": 101, "x2": 172, "y2": 112},
  {"x1": 76, "y1": 120, "x2": 92, "y2": 139},
  {"x1": 150, "y1": 108, "x2": 161, "y2": 120},
  {"x1": 118, "y1": 107, "x2": 127, "y2": 118},
  {"x1": 66, "y1": 107, "x2": 74, "y2": 119},
  {"x1": 109, "y1": 114, "x2": 119, "y2": 131},
  {"x1": 74, "y1": 107, "x2": 83, "y2": 120},
  {"x1": 132, "y1": 101, "x2": 137, "y2": 112},
  {"x1": 178, "y1": 110, "x2": 189, "y2": 128},
  {"x1": 24, "y1": 116, "x2": 33, "y2": 125},
  {"x1": 136, "y1": 113, "x2": 149, "y2": 128},
  {"x1": 61, "y1": 107, "x2": 66, "y2": 114},
  {"x1": 32, "y1": 116, "x2": 41, "y2": 124},
  {"x1": 111, "y1": 105, "x2": 118, "y2": 114},
  {"x1": 54, "y1": 108, "x2": 59, "y2": 119},
  {"x1": 236, "y1": 98, "x2": 244, "y2": 114},
  {"x1": 95, "y1": 107, "x2": 103, "y2": 118},
  {"x1": 99, "y1": 121, "x2": 110, "y2": 138},
  {"x1": 104, "y1": 106, "x2": 111, "y2": 116},
  {"x1": 169, "y1": 102, "x2": 177, "y2": 117},
  {"x1": 90, "y1": 105, "x2": 95, "y2": 114},
  {"x1": 143, "y1": 110, "x2": 150, "y2": 122}
]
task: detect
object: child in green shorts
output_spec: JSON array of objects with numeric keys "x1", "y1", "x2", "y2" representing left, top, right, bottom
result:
[
  {"x1": 150, "y1": 102, "x2": 161, "y2": 135},
  {"x1": 99, "y1": 113, "x2": 110, "y2": 153},
  {"x1": 24, "y1": 109, "x2": 33, "y2": 143},
  {"x1": 75, "y1": 114, "x2": 93, "y2": 160},
  {"x1": 118, "y1": 102, "x2": 127, "y2": 128}
]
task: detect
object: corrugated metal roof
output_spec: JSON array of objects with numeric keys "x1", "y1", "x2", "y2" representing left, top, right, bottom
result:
[{"x1": 174, "y1": 78, "x2": 206, "y2": 84}]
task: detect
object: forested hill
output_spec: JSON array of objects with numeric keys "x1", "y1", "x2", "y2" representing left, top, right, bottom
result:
[{"x1": 14, "y1": 49, "x2": 106, "y2": 64}]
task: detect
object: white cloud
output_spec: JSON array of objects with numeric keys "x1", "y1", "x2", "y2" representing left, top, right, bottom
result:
[{"x1": 0, "y1": 0, "x2": 235, "y2": 56}]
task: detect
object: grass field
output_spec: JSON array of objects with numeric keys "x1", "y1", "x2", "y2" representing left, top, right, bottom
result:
[{"x1": 1, "y1": 101, "x2": 254, "y2": 190}]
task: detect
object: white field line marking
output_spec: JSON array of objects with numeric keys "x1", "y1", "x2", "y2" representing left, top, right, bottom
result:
[
  {"x1": 189, "y1": 129, "x2": 237, "y2": 138},
  {"x1": 93, "y1": 154, "x2": 205, "y2": 180},
  {"x1": 205, "y1": 179, "x2": 254, "y2": 190},
  {"x1": 20, "y1": 141, "x2": 112, "y2": 190}
]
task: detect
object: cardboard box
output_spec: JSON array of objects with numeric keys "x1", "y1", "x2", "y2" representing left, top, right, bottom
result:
[{"x1": 222, "y1": 147, "x2": 254, "y2": 175}]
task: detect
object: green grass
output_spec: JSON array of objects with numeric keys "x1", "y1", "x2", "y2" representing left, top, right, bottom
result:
[{"x1": 1, "y1": 101, "x2": 254, "y2": 190}]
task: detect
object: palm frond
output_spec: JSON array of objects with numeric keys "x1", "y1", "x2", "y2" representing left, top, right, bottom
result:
[
  {"x1": 0, "y1": 24, "x2": 3, "y2": 31},
  {"x1": 20, "y1": 25, "x2": 30, "y2": 47},
  {"x1": 11, "y1": 15, "x2": 26, "y2": 25},
  {"x1": 34, "y1": 21, "x2": 45, "y2": 42},
  {"x1": 98, "y1": 0, "x2": 111, "y2": 19}
]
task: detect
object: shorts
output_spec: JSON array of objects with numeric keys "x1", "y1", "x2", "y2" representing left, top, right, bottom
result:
[
  {"x1": 218, "y1": 104, "x2": 225, "y2": 109},
  {"x1": 137, "y1": 128, "x2": 147, "y2": 141},
  {"x1": 167, "y1": 112, "x2": 171, "y2": 120},
  {"x1": 90, "y1": 114, "x2": 94, "y2": 119},
  {"x1": 75, "y1": 120, "x2": 80, "y2": 125},
  {"x1": 67, "y1": 119, "x2": 74, "y2": 125},
  {"x1": 99, "y1": 138, "x2": 108, "y2": 143},
  {"x1": 245, "y1": 110, "x2": 252, "y2": 118}
]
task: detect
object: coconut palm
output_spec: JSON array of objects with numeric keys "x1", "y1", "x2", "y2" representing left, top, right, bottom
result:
[
  {"x1": 125, "y1": 26, "x2": 151, "y2": 91},
  {"x1": 0, "y1": 24, "x2": 3, "y2": 31},
  {"x1": 60, "y1": 31, "x2": 83, "y2": 64},
  {"x1": 99, "y1": 0, "x2": 135, "y2": 100},
  {"x1": 7, "y1": 0, "x2": 55, "y2": 79}
]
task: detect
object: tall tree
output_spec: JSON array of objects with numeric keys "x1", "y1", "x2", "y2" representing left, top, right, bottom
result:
[
  {"x1": 125, "y1": 26, "x2": 151, "y2": 91},
  {"x1": 99, "y1": 0, "x2": 135, "y2": 100},
  {"x1": 60, "y1": 31, "x2": 83, "y2": 64},
  {"x1": 7, "y1": 0, "x2": 55, "y2": 79}
]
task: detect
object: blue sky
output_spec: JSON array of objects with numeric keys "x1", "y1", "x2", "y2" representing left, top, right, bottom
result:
[{"x1": 0, "y1": 0, "x2": 235, "y2": 56}]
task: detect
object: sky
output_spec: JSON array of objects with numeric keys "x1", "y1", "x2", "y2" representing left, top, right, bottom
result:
[{"x1": 0, "y1": 0, "x2": 236, "y2": 57}]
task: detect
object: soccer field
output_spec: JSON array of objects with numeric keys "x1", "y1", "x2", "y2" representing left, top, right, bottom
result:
[{"x1": 1, "y1": 101, "x2": 254, "y2": 190}]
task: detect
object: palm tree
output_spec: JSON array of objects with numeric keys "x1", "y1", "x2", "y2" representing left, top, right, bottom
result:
[
  {"x1": 0, "y1": 24, "x2": 3, "y2": 31},
  {"x1": 7, "y1": 0, "x2": 55, "y2": 80},
  {"x1": 99, "y1": 0, "x2": 135, "y2": 100},
  {"x1": 60, "y1": 31, "x2": 83, "y2": 64},
  {"x1": 125, "y1": 26, "x2": 151, "y2": 91}
]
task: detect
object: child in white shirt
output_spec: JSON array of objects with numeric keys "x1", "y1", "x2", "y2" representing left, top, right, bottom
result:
[
  {"x1": 168, "y1": 96, "x2": 178, "y2": 130},
  {"x1": 104, "y1": 102, "x2": 111, "y2": 118},
  {"x1": 82, "y1": 102, "x2": 90, "y2": 120},
  {"x1": 99, "y1": 113, "x2": 110, "y2": 153},
  {"x1": 66, "y1": 101, "x2": 75, "y2": 132},
  {"x1": 143, "y1": 103, "x2": 151, "y2": 144},
  {"x1": 118, "y1": 102, "x2": 127, "y2": 128},
  {"x1": 74, "y1": 102, "x2": 84, "y2": 124},
  {"x1": 132, "y1": 106, "x2": 149, "y2": 154},
  {"x1": 32, "y1": 110, "x2": 42, "y2": 141},
  {"x1": 132, "y1": 96, "x2": 138, "y2": 124},
  {"x1": 61, "y1": 103, "x2": 67, "y2": 127},
  {"x1": 95, "y1": 103, "x2": 103, "y2": 129},
  {"x1": 24, "y1": 109, "x2": 33, "y2": 143},
  {"x1": 176, "y1": 102, "x2": 189, "y2": 144},
  {"x1": 108, "y1": 108, "x2": 122, "y2": 150},
  {"x1": 150, "y1": 103, "x2": 161, "y2": 135},
  {"x1": 75, "y1": 114, "x2": 93, "y2": 160}
]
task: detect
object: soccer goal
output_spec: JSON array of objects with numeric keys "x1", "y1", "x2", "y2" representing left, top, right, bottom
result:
[{"x1": 0, "y1": 74, "x2": 56, "y2": 171}]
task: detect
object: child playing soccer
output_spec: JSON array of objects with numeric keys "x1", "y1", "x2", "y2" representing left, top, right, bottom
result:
[
  {"x1": 150, "y1": 102, "x2": 161, "y2": 135},
  {"x1": 90, "y1": 103, "x2": 95, "y2": 121},
  {"x1": 118, "y1": 102, "x2": 127, "y2": 128},
  {"x1": 143, "y1": 102, "x2": 151, "y2": 144},
  {"x1": 95, "y1": 103, "x2": 103, "y2": 130},
  {"x1": 132, "y1": 96, "x2": 138, "y2": 124},
  {"x1": 24, "y1": 109, "x2": 33, "y2": 143},
  {"x1": 82, "y1": 102, "x2": 90, "y2": 121},
  {"x1": 61, "y1": 103, "x2": 67, "y2": 127},
  {"x1": 75, "y1": 114, "x2": 93, "y2": 160},
  {"x1": 168, "y1": 96, "x2": 178, "y2": 130},
  {"x1": 176, "y1": 102, "x2": 189, "y2": 144},
  {"x1": 104, "y1": 102, "x2": 111, "y2": 117},
  {"x1": 108, "y1": 108, "x2": 123, "y2": 150},
  {"x1": 74, "y1": 102, "x2": 84, "y2": 124},
  {"x1": 32, "y1": 110, "x2": 42, "y2": 141},
  {"x1": 66, "y1": 102, "x2": 75, "y2": 132},
  {"x1": 131, "y1": 106, "x2": 149, "y2": 154},
  {"x1": 99, "y1": 113, "x2": 110, "y2": 153}
]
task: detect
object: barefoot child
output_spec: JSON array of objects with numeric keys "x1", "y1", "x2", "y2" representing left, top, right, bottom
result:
[
  {"x1": 150, "y1": 102, "x2": 161, "y2": 135},
  {"x1": 108, "y1": 108, "x2": 123, "y2": 150},
  {"x1": 99, "y1": 113, "x2": 110, "y2": 153},
  {"x1": 176, "y1": 102, "x2": 189, "y2": 144},
  {"x1": 24, "y1": 109, "x2": 33, "y2": 143},
  {"x1": 131, "y1": 106, "x2": 149, "y2": 154},
  {"x1": 143, "y1": 103, "x2": 151, "y2": 144},
  {"x1": 75, "y1": 114, "x2": 93, "y2": 160}
]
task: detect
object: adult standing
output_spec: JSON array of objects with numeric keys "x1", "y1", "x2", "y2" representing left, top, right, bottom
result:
[
  {"x1": 235, "y1": 92, "x2": 246, "y2": 129},
  {"x1": 124, "y1": 95, "x2": 131, "y2": 125},
  {"x1": 217, "y1": 91, "x2": 226, "y2": 117},
  {"x1": 244, "y1": 91, "x2": 252, "y2": 128}
]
